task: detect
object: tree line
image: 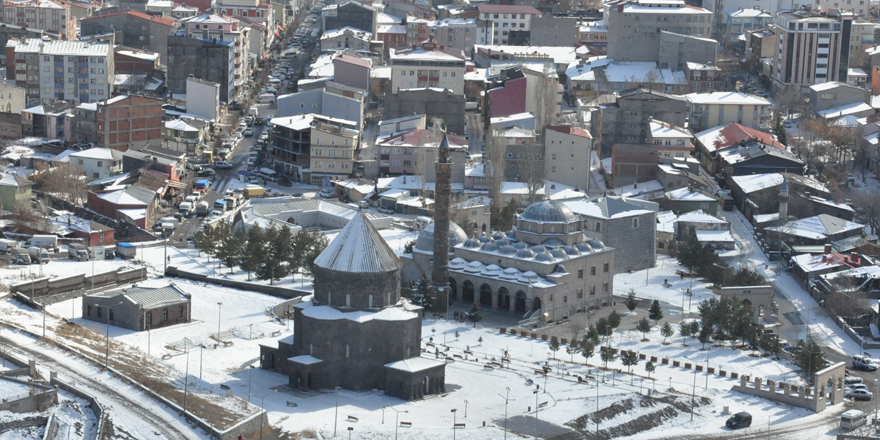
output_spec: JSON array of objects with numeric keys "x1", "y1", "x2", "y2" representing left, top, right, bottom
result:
[
  {"x1": 193, "y1": 222, "x2": 328, "y2": 284},
  {"x1": 677, "y1": 234, "x2": 765, "y2": 287}
]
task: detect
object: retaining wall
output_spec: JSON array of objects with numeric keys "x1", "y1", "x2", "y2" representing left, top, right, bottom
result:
[
  {"x1": 10, "y1": 268, "x2": 148, "y2": 304},
  {"x1": 166, "y1": 266, "x2": 307, "y2": 299},
  {"x1": 50, "y1": 375, "x2": 106, "y2": 440},
  {"x1": 43, "y1": 413, "x2": 58, "y2": 440},
  {"x1": 0, "y1": 381, "x2": 57, "y2": 413}
]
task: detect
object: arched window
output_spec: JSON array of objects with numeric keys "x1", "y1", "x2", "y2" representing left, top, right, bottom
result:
[
  {"x1": 368, "y1": 295, "x2": 373, "y2": 308},
  {"x1": 346, "y1": 294, "x2": 351, "y2": 308},
  {"x1": 309, "y1": 343, "x2": 313, "y2": 355},
  {"x1": 596, "y1": 222, "x2": 601, "y2": 232},
  {"x1": 345, "y1": 344, "x2": 350, "y2": 358},
  {"x1": 386, "y1": 291, "x2": 391, "y2": 305}
]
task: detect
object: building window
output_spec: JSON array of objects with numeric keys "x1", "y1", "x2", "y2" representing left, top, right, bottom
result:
[
  {"x1": 632, "y1": 218, "x2": 639, "y2": 228},
  {"x1": 346, "y1": 344, "x2": 350, "y2": 358},
  {"x1": 577, "y1": 269, "x2": 584, "y2": 278},
  {"x1": 589, "y1": 285, "x2": 595, "y2": 295},
  {"x1": 603, "y1": 263, "x2": 609, "y2": 273},
  {"x1": 590, "y1": 266, "x2": 596, "y2": 276},
  {"x1": 109, "y1": 309, "x2": 114, "y2": 321},
  {"x1": 178, "y1": 307, "x2": 185, "y2": 319},
  {"x1": 87, "y1": 305, "x2": 92, "y2": 316},
  {"x1": 577, "y1": 290, "x2": 583, "y2": 299},
  {"x1": 147, "y1": 312, "x2": 152, "y2": 325},
  {"x1": 97, "y1": 307, "x2": 103, "y2": 318},
  {"x1": 603, "y1": 282, "x2": 609, "y2": 293},
  {"x1": 595, "y1": 222, "x2": 600, "y2": 232},
  {"x1": 162, "y1": 309, "x2": 168, "y2": 321}
]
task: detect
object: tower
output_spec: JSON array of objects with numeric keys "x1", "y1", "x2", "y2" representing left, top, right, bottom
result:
[
  {"x1": 431, "y1": 134, "x2": 453, "y2": 313},
  {"x1": 778, "y1": 176, "x2": 789, "y2": 221}
]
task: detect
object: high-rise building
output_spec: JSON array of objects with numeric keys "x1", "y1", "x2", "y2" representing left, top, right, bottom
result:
[
  {"x1": 2, "y1": 0, "x2": 77, "y2": 40},
  {"x1": 604, "y1": 0, "x2": 713, "y2": 64},
  {"x1": 771, "y1": 7, "x2": 854, "y2": 88}
]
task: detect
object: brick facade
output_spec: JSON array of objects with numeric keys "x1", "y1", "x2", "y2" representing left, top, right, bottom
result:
[{"x1": 96, "y1": 95, "x2": 164, "y2": 152}]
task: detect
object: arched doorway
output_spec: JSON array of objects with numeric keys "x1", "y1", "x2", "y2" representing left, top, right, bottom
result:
[
  {"x1": 482, "y1": 223, "x2": 487, "y2": 233},
  {"x1": 294, "y1": 372, "x2": 303, "y2": 389},
  {"x1": 533, "y1": 296, "x2": 542, "y2": 311},
  {"x1": 307, "y1": 373, "x2": 313, "y2": 389},
  {"x1": 448, "y1": 277, "x2": 458, "y2": 301},
  {"x1": 479, "y1": 284, "x2": 493, "y2": 307},
  {"x1": 515, "y1": 291, "x2": 527, "y2": 313},
  {"x1": 462, "y1": 280, "x2": 475, "y2": 303},
  {"x1": 498, "y1": 287, "x2": 510, "y2": 310}
]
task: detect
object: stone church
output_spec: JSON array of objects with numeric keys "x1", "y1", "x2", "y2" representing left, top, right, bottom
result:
[{"x1": 259, "y1": 212, "x2": 446, "y2": 400}]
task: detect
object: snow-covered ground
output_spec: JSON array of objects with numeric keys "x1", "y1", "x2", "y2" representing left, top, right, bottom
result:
[{"x1": 0, "y1": 390, "x2": 98, "y2": 440}]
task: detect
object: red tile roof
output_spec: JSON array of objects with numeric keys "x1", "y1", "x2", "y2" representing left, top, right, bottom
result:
[
  {"x1": 82, "y1": 10, "x2": 179, "y2": 27},
  {"x1": 546, "y1": 124, "x2": 592, "y2": 139},
  {"x1": 335, "y1": 54, "x2": 372, "y2": 69},
  {"x1": 707, "y1": 123, "x2": 784, "y2": 151}
]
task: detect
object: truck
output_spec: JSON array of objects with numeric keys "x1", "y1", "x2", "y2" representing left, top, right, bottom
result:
[
  {"x1": 244, "y1": 185, "x2": 264, "y2": 199},
  {"x1": 68, "y1": 243, "x2": 90, "y2": 261},
  {"x1": 196, "y1": 201, "x2": 211, "y2": 217},
  {"x1": 25, "y1": 234, "x2": 58, "y2": 251},
  {"x1": 194, "y1": 179, "x2": 209, "y2": 193},
  {"x1": 90, "y1": 246, "x2": 115, "y2": 260},
  {"x1": 179, "y1": 202, "x2": 193, "y2": 217},
  {"x1": 27, "y1": 246, "x2": 50, "y2": 264},
  {"x1": 213, "y1": 199, "x2": 227, "y2": 211},
  {"x1": 10, "y1": 248, "x2": 31, "y2": 265},
  {"x1": 248, "y1": 107, "x2": 258, "y2": 117},
  {"x1": 116, "y1": 242, "x2": 137, "y2": 259},
  {"x1": 0, "y1": 238, "x2": 17, "y2": 254},
  {"x1": 159, "y1": 217, "x2": 180, "y2": 229}
]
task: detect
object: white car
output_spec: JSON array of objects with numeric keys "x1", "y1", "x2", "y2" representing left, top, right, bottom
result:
[
  {"x1": 319, "y1": 189, "x2": 334, "y2": 198},
  {"x1": 214, "y1": 161, "x2": 233, "y2": 169},
  {"x1": 243, "y1": 128, "x2": 254, "y2": 137},
  {"x1": 848, "y1": 389, "x2": 873, "y2": 401},
  {"x1": 268, "y1": 78, "x2": 282, "y2": 85}
]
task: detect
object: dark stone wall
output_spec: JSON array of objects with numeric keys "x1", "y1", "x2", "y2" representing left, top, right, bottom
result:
[
  {"x1": 383, "y1": 364, "x2": 446, "y2": 400},
  {"x1": 312, "y1": 266, "x2": 401, "y2": 310}
]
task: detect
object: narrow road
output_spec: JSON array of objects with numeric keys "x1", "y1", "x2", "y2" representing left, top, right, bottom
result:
[{"x1": 0, "y1": 330, "x2": 199, "y2": 440}]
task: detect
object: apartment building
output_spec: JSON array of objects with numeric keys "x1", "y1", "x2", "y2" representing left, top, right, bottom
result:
[
  {"x1": 166, "y1": 35, "x2": 235, "y2": 103},
  {"x1": 814, "y1": 0, "x2": 868, "y2": 17},
  {"x1": 430, "y1": 18, "x2": 493, "y2": 52},
  {"x1": 376, "y1": 128, "x2": 466, "y2": 176},
  {"x1": 685, "y1": 91, "x2": 772, "y2": 131},
  {"x1": 309, "y1": 119, "x2": 359, "y2": 184},
  {"x1": 323, "y1": 1, "x2": 377, "y2": 34},
  {"x1": 772, "y1": 7, "x2": 853, "y2": 88},
  {"x1": 95, "y1": 94, "x2": 164, "y2": 152},
  {"x1": 725, "y1": 9, "x2": 772, "y2": 44},
  {"x1": 405, "y1": 16, "x2": 431, "y2": 46},
  {"x1": 80, "y1": 11, "x2": 179, "y2": 64},
  {"x1": 320, "y1": 26, "x2": 372, "y2": 51},
  {"x1": 604, "y1": 0, "x2": 714, "y2": 63},
  {"x1": 183, "y1": 14, "x2": 249, "y2": 96},
  {"x1": 389, "y1": 39, "x2": 466, "y2": 95},
  {"x1": 2, "y1": 0, "x2": 76, "y2": 40},
  {"x1": 5, "y1": 38, "x2": 114, "y2": 105},
  {"x1": 477, "y1": 4, "x2": 541, "y2": 45},
  {"x1": 543, "y1": 125, "x2": 592, "y2": 190},
  {"x1": 213, "y1": 0, "x2": 274, "y2": 50}
]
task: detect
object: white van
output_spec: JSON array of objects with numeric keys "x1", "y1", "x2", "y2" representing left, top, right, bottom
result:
[
  {"x1": 840, "y1": 409, "x2": 867, "y2": 430},
  {"x1": 257, "y1": 93, "x2": 276, "y2": 104},
  {"x1": 258, "y1": 167, "x2": 278, "y2": 182}
]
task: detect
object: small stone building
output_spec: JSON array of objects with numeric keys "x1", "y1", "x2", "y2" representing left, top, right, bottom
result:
[{"x1": 82, "y1": 282, "x2": 191, "y2": 331}]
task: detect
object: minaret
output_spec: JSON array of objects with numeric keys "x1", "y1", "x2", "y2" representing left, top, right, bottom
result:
[
  {"x1": 778, "y1": 176, "x2": 789, "y2": 221},
  {"x1": 431, "y1": 134, "x2": 452, "y2": 313}
]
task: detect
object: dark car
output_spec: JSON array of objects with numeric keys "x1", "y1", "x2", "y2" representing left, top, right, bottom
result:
[
  {"x1": 726, "y1": 412, "x2": 752, "y2": 429},
  {"x1": 197, "y1": 169, "x2": 216, "y2": 177},
  {"x1": 278, "y1": 177, "x2": 293, "y2": 187}
]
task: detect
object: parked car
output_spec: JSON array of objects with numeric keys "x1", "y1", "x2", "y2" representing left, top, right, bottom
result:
[
  {"x1": 197, "y1": 168, "x2": 216, "y2": 178},
  {"x1": 853, "y1": 355, "x2": 878, "y2": 371},
  {"x1": 244, "y1": 128, "x2": 254, "y2": 137},
  {"x1": 215, "y1": 161, "x2": 233, "y2": 169},
  {"x1": 319, "y1": 189, "x2": 334, "y2": 198},
  {"x1": 848, "y1": 389, "x2": 873, "y2": 401},
  {"x1": 278, "y1": 177, "x2": 293, "y2": 187},
  {"x1": 378, "y1": 207, "x2": 394, "y2": 214},
  {"x1": 845, "y1": 375, "x2": 864, "y2": 385},
  {"x1": 846, "y1": 384, "x2": 869, "y2": 394},
  {"x1": 725, "y1": 412, "x2": 751, "y2": 429}
]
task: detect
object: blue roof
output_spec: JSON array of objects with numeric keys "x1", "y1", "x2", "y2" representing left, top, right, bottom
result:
[
  {"x1": 196, "y1": 179, "x2": 209, "y2": 186},
  {"x1": 238, "y1": 170, "x2": 256, "y2": 177},
  {"x1": 118, "y1": 242, "x2": 135, "y2": 248},
  {"x1": 215, "y1": 199, "x2": 227, "y2": 205}
]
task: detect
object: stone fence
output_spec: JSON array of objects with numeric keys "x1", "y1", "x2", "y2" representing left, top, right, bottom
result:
[
  {"x1": 166, "y1": 266, "x2": 307, "y2": 300},
  {"x1": 50, "y1": 374, "x2": 106, "y2": 440},
  {"x1": 0, "y1": 377, "x2": 57, "y2": 413},
  {"x1": 10, "y1": 268, "x2": 147, "y2": 303}
]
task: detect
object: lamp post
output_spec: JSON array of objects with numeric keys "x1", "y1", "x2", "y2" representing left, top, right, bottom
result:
[
  {"x1": 684, "y1": 356, "x2": 698, "y2": 422},
  {"x1": 199, "y1": 345, "x2": 204, "y2": 380},
  {"x1": 464, "y1": 400, "x2": 468, "y2": 418},
  {"x1": 259, "y1": 390, "x2": 275, "y2": 440},
  {"x1": 99, "y1": 301, "x2": 123, "y2": 369},
  {"x1": 333, "y1": 386, "x2": 341, "y2": 437},
  {"x1": 248, "y1": 365, "x2": 254, "y2": 403},
  {"x1": 533, "y1": 387, "x2": 540, "y2": 440},
  {"x1": 875, "y1": 378, "x2": 879, "y2": 423},
  {"x1": 383, "y1": 406, "x2": 407, "y2": 440},
  {"x1": 451, "y1": 409, "x2": 457, "y2": 440},
  {"x1": 347, "y1": 427, "x2": 353, "y2": 440},
  {"x1": 183, "y1": 346, "x2": 190, "y2": 417},
  {"x1": 41, "y1": 304, "x2": 45, "y2": 338},
  {"x1": 217, "y1": 302, "x2": 223, "y2": 343},
  {"x1": 498, "y1": 388, "x2": 511, "y2": 440}
]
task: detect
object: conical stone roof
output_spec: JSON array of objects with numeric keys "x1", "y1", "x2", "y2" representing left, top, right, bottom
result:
[{"x1": 313, "y1": 211, "x2": 402, "y2": 273}]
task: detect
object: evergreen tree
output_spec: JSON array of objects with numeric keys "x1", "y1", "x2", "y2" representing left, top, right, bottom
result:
[
  {"x1": 193, "y1": 229, "x2": 214, "y2": 256},
  {"x1": 645, "y1": 361, "x2": 656, "y2": 381},
  {"x1": 302, "y1": 230, "x2": 329, "y2": 276},
  {"x1": 625, "y1": 289, "x2": 638, "y2": 312},
  {"x1": 585, "y1": 324, "x2": 599, "y2": 345},
  {"x1": 680, "y1": 320, "x2": 693, "y2": 345},
  {"x1": 566, "y1": 339, "x2": 580, "y2": 362},
  {"x1": 637, "y1": 318, "x2": 651, "y2": 340},
  {"x1": 466, "y1": 303, "x2": 483, "y2": 327},
  {"x1": 620, "y1": 350, "x2": 639, "y2": 383},
  {"x1": 596, "y1": 317, "x2": 612, "y2": 340},
  {"x1": 240, "y1": 224, "x2": 265, "y2": 281},
  {"x1": 648, "y1": 300, "x2": 663, "y2": 323},
  {"x1": 660, "y1": 322, "x2": 674, "y2": 344},
  {"x1": 581, "y1": 341, "x2": 595, "y2": 364},
  {"x1": 772, "y1": 111, "x2": 788, "y2": 145},
  {"x1": 215, "y1": 224, "x2": 245, "y2": 273},
  {"x1": 549, "y1": 336, "x2": 560, "y2": 359},
  {"x1": 600, "y1": 348, "x2": 616, "y2": 382},
  {"x1": 255, "y1": 226, "x2": 280, "y2": 281},
  {"x1": 608, "y1": 310, "x2": 622, "y2": 329},
  {"x1": 698, "y1": 326, "x2": 712, "y2": 350}
]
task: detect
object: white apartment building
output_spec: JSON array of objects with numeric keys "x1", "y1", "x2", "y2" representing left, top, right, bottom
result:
[
  {"x1": 477, "y1": 4, "x2": 541, "y2": 44},
  {"x1": 389, "y1": 40, "x2": 466, "y2": 95},
  {"x1": 3, "y1": 0, "x2": 76, "y2": 40},
  {"x1": 184, "y1": 14, "x2": 250, "y2": 92},
  {"x1": 429, "y1": 18, "x2": 493, "y2": 52},
  {"x1": 69, "y1": 148, "x2": 123, "y2": 179},
  {"x1": 544, "y1": 125, "x2": 593, "y2": 190},
  {"x1": 309, "y1": 119, "x2": 359, "y2": 184},
  {"x1": 814, "y1": 0, "x2": 868, "y2": 17},
  {"x1": 772, "y1": 8, "x2": 853, "y2": 88},
  {"x1": 8, "y1": 39, "x2": 114, "y2": 104}
]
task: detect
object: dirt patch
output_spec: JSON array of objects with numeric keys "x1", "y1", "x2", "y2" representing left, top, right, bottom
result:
[
  {"x1": 567, "y1": 398, "x2": 635, "y2": 430},
  {"x1": 566, "y1": 394, "x2": 712, "y2": 439}
]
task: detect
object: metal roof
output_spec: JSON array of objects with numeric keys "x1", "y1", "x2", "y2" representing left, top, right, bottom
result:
[
  {"x1": 519, "y1": 200, "x2": 580, "y2": 223},
  {"x1": 91, "y1": 283, "x2": 189, "y2": 309},
  {"x1": 314, "y1": 211, "x2": 402, "y2": 273}
]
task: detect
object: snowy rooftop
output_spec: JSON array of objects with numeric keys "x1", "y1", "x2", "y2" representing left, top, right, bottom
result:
[
  {"x1": 71, "y1": 148, "x2": 123, "y2": 161},
  {"x1": 817, "y1": 102, "x2": 874, "y2": 119},
  {"x1": 650, "y1": 120, "x2": 692, "y2": 139},
  {"x1": 665, "y1": 187, "x2": 714, "y2": 202},
  {"x1": 685, "y1": 92, "x2": 771, "y2": 106},
  {"x1": 384, "y1": 357, "x2": 445, "y2": 373},
  {"x1": 676, "y1": 209, "x2": 727, "y2": 224},
  {"x1": 730, "y1": 173, "x2": 784, "y2": 193},
  {"x1": 295, "y1": 300, "x2": 420, "y2": 322},
  {"x1": 695, "y1": 229, "x2": 734, "y2": 242},
  {"x1": 560, "y1": 196, "x2": 657, "y2": 219},
  {"x1": 449, "y1": 258, "x2": 558, "y2": 285},
  {"x1": 313, "y1": 212, "x2": 402, "y2": 273},
  {"x1": 288, "y1": 355, "x2": 322, "y2": 365},
  {"x1": 790, "y1": 253, "x2": 849, "y2": 273},
  {"x1": 766, "y1": 214, "x2": 864, "y2": 240}
]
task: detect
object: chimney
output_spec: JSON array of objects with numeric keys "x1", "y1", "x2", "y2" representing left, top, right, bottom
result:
[{"x1": 824, "y1": 244, "x2": 832, "y2": 255}]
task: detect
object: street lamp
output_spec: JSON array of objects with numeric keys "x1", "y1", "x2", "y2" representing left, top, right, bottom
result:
[
  {"x1": 383, "y1": 406, "x2": 407, "y2": 440},
  {"x1": 248, "y1": 365, "x2": 254, "y2": 403},
  {"x1": 260, "y1": 390, "x2": 276, "y2": 440},
  {"x1": 684, "y1": 356, "x2": 698, "y2": 422},
  {"x1": 217, "y1": 302, "x2": 223, "y2": 344},
  {"x1": 875, "y1": 378, "x2": 879, "y2": 423},
  {"x1": 464, "y1": 400, "x2": 468, "y2": 418},
  {"x1": 451, "y1": 408, "x2": 457, "y2": 440},
  {"x1": 183, "y1": 345, "x2": 190, "y2": 417},
  {"x1": 333, "y1": 386, "x2": 341, "y2": 437},
  {"x1": 347, "y1": 427, "x2": 353, "y2": 440},
  {"x1": 533, "y1": 387, "x2": 540, "y2": 440},
  {"x1": 498, "y1": 388, "x2": 512, "y2": 440},
  {"x1": 97, "y1": 301, "x2": 123, "y2": 369}
]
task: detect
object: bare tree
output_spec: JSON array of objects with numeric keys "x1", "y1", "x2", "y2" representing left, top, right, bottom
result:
[
  {"x1": 850, "y1": 189, "x2": 880, "y2": 234},
  {"x1": 521, "y1": 148, "x2": 545, "y2": 204},
  {"x1": 532, "y1": 63, "x2": 560, "y2": 132},
  {"x1": 31, "y1": 161, "x2": 88, "y2": 206},
  {"x1": 486, "y1": 129, "x2": 507, "y2": 207}
]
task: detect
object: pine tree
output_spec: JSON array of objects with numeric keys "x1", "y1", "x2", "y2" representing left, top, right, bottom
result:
[
  {"x1": 648, "y1": 300, "x2": 663, "y2": 323},
  {"x1": 637, "y1": 318, "x2": 651, "y2": 341},
  {"x1": 600, "y1": 348, "x2": 616, "y2": 380},
  {"x1": 302, "y1": 230, "x2": 329, "y2": 276},
  {"x1": 620, "y1": 350, "x2": 639, "y2": 383},
  {"x1": 549, "y1": 336, "x2": 560, "y2": 359},
  {"x1": 596, "y1": 317, "x2": 611, "y2": 340},
  {"x1": 660, "y1": 322, "x2": 674, "y2": 344},
  {"x1": 794, "y1": 339, "x2": 826, "y2": 380},
  {"x1": 680, "y1": 320, "x2": 693, "y2": 345},
  {"x1": 216, "y1": 223, "x2": 245, "y2": 273},
  {"x1": 566, "y1": 340, "x2": 580, "y2": 362},
  {"x1": 608, "y1": 310, "x2": 622, "y2": 329},
  {"x1": 625, "y1": 289, "x2": 638, "y2": 312},
  {"x1": 645, "y1": 361, "x2": 656, "y2": 381},
  {"x1": 581, "y1": 341, "x2": 594, "y2": 364},
  {"x1": 585, "y1": 324, "x2": 599, "y2": 345},
  {"x1": 240, "y1": 224, "x2": 265, "y2": 281},
  {"x1": 466, "y1": 303, "x2": 482, "y2": 327}
]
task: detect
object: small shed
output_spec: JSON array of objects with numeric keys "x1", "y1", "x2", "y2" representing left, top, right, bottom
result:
[
  {"x1": 82, "y1": 282, "x2": 192, "y2": 331},
  {"x1": 383, "y1": 357, "x2": 446, "y2": 400}
]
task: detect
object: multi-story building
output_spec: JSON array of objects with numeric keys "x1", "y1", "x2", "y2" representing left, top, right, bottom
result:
[
  {"x1": 322, "y1": 1, "x2": 377, "y2": 34},
  {"x1": 269, "y1": 114, "x2": 357, "y2": 180},
  {"x1": 814, "y1": 0, "x2": 868, "y2": 17},
  {"x1": 69, "y1": 148, "x2": 123, "y2": 179},
  {"x1": 182, "y1": 14, "x2": 249, "y2": 96},
  {"x1": 429, "y1": 18, "x2": 493, "y2": 52},
  {"x1": 389, "y1": 40, "x2": 466, "y2": 95},
  {"x1": 771, "y1": 7, "x2": 854, "y2": 88},
  {"x1": 476, "y1": 4, "x2": 541, "y2": 45},
  {"x1": 80, "y1": 11, "x2": 179, "y2": 64},
  {"x1": 376, "y1": 128, "x2": 466, "y2": 176},
  {"x1": 603, "y1": 0, "x2": 714, "y2": 64},
  {"x1": 0, "y1": 82, "x2": 26, "y2": 114},
  {"x1": 2, "y1": 0, "x2": 76, "y2": 40},
  {"x1": 95, "y1": 95, "x2": 164, "y2": 151},
  {"x1": 648, "y1": 119, "x2": 694, "y2": 159},
  {"x1": 685, "y1": 91, "x2": 772, "y2": 131},
  {"x1": 725, "y1": 8, "x2": 772, "y2": 44},
  {"x1": 405, "y1": 16, "x2": 431, "y2": 47},
  {"x1": 277, "y1": 80, "x2": 364, "y2": 123},
  {"x1": 166, "y1": 35, "x2": 234, "y2": 103},
  {"x1": 73, "y1": 101, "x2": 97, "y2": 143},
  {"x1": 5, "y1": 38, "x2": 114, "y2": 105},
  {"x1": 320, "y1": 26, "x2": 371, "y2": 51},
  {"x1": 309, "y1": 119, "x2": 359, "y2": 184},
  {"x1": 849, "y1": 20, "x2": 874, "y2": 65},
  {"x1": 376, "y1": 24, "x2": 406, "y2": 51},
  {"x1": 578, "y1": 21, "x2": 608, "y2": 52},
  {"x1": 114, "y1": 46, "x2": 160, "y2": 74},
  {"x1": 21, "y1": 100, "x2": 74, "y2": 139},
  {"x1": 684, "y1": 62, "x2": 722, "y2": 92},
  {"x1": 590, "y1": 88, "x2": 689, "y2": 156},
  {"x1": 543, "y1": 125, "x2": 592, "y2": 190}
]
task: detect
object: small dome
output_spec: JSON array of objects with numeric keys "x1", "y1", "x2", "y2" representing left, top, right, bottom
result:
[
  {"x1": 481, "y1": 264, "x2": 502, "y2": 276},
  {"x1": 530, "y1": 245, "x2": 547, "y2": 253},
  {"x1": 499, "y1": 245, "x2": 517, "y2": 255},
  {"x1": 518, "y1": 271, "x2": 539, "y2": 283},
  {"x1": 563, "y1": 245, "x2": 580, "y2": 256},
  {"x1": 534, "y1": 251, "x2": 553, "y2": 262},
  {"x1": 464, "y1": 261, "x2": 484, "y2": 273},
  {"x1": 549, "y1": 248, "x2": 566, "y2": 259},
  {"x1": 542, "y1": 237, "x2": 566, "y2": 248},
  {"x1": 463, "y1": 238, "x2": 481, "y2": 249},
  {"x1": 514, "y1": 242, "x2": 529, "y2": 249},
  {"x1": 449, "y1": 258, "x2": 467, "y2": 269},
  {"x1": 496, "y1": 238, "x2": 513, "y2": 247},
  {"x1": 482, "y1": 242, "x2": 500, "y2": 252},
  {"x1": 576, "y1": 242, "x2": 592, "y2": 253},
  {"x1": 588, "y1": 239, "x2": 605, "y2": 250},
  {"x1": 414, "y1": 222, "x2": 469, "y2": 253},
  {"x1": 505, "y1": 230, "x2": 516, "y2": 238},
  {"x1": 478, "y1": 235, "x2": 493, "y2": 243},
  {"x1": 492, "y1": 232, "x2": 505, "y2": 240},
  {"x1": 515, "y1": 248, "x2": 536, "y2": 259},
  {"x1": 500, "y1": 267, "x2": 521, "y2": 279},
  {"x1": 554, "y1": 264, "x2": 567, "y2": 273},
  {"x1": 519, "y1": 199, "x2": 580, "y2": 223}
]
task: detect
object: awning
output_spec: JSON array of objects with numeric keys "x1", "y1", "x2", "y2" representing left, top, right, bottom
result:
[
  {"x1": 277, "y1": 25, "x2": 283, "y2": 31},
  {"x1": 274, "y1": 31, "x2": 280, "y2": 37},
  {"x1": 166, "y1": 180, "x2": 187, "y2": 189}
]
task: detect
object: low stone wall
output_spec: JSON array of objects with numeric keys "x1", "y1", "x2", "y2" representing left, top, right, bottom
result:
[
  {"x1": 50, "y1": 376, "x2": 106, "y2": 440},
  {"x1": 10, "y1": 268, "x2": 148, "y2": 304},
  {"x1": 0, "y1": 381, "x2": 57, "y2": 413},
  {"x1": 166, "y1": 266, "x2": 307, "y2": 300},
  {"x1": 43, "y1": 413, "x2": 58, "y2": 440},
  {"x1": 731, "y1": 375, "x2": 818, "y2": 411},
  {"x1": 4, "y1": 416, "x2": 49, "y2": 433}
]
